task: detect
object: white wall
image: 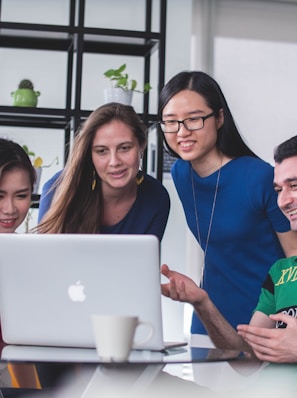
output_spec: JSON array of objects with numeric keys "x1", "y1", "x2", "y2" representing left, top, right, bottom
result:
[
  {"x1": 192, "y1": 0, "x2": 297, "y2": 164},
  {"x1": 160, "y1": 0, "x2": 192, "y2": 341}
]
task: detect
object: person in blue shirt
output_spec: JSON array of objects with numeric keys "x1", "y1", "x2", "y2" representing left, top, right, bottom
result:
[
  {"x1": 37, "y1": 102, "x2": 170, "y2": 241},
  {"x1": 158, "y1": 71, "x2": 297, "y2": 347},
  {"x1": 161, "y1": 134, "x2": 297, "y2": 363}
]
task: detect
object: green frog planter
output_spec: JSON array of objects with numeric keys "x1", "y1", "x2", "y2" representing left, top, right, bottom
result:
[{"x1": 11, "y1": 79, "x2": 40, "y2": 107}]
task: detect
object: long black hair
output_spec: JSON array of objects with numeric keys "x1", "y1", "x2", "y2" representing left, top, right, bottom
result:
[{"x1": 159, "y1": 71, "x2": 258, "y2": 159}]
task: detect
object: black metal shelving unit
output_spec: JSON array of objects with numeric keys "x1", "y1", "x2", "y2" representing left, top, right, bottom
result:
[{"x1": 0, "y1": 0, "x2": 166, "y2": 181}]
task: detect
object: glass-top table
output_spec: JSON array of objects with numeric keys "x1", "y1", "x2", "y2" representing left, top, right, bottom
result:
[
  {"x1": 0, "y1": 345, "x2": 239, "y2": 397},
  {"x1": 0, "y1": 344, "x2": 240, "y2": 365},
  {"x1": 0, "y1": 345, "x2": 296, "y2": 398}
]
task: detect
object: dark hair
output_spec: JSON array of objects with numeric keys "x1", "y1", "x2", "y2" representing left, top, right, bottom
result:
[
  {"x1": 0, "y1": 138, "x2": 36, "y2": 190},
  {"x1": 274, "y1": 135, "x2": 297, "y2": 163},
  {"x1": 158, "y1": 71, "x2": 258, "y2": 159}
]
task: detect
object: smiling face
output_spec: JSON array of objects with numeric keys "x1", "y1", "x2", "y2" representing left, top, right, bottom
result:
[
  {"x1": 162, "y1": 89, "x2": 224, "y2": 172},
  {"x1": 91, "y1": 120, "x2": 143, "y2": 193},
  {"x1": 0, "y1": 168, "x2": 32, "y2": 233},
  {"x1": 274, "y1": 156, "x2": 297, "y2": 232}
]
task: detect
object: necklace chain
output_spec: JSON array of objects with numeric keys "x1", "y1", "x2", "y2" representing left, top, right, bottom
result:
[{"x1": 191, "y1": 165, "x2": 221, "y2": 286}]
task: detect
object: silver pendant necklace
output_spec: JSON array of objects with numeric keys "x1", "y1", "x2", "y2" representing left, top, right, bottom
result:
[{"x1": 191, "y1": 165, "x2": 221, "y2": 287}]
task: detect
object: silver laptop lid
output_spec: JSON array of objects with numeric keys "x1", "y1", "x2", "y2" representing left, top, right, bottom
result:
[{"x1": 0, "y1": 234, "x2": 164, "y2": 350}]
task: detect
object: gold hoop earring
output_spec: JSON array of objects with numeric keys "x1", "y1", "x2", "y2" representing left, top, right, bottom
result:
[
  {"x1": 92, "y1": 170, "x2": 97, "y2": 191},
  {"x1": 135, "y1": 170, "x2": 144, "y2": 186}
]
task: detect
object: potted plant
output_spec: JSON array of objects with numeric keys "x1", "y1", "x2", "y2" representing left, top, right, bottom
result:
[
  {"x1": 22, "y1": 144, "x2": 59, "y2": 194},
  {"x1": 103, "y1": 63, "x2": 152, "y2": 105},
  {"x1": 11, "y1": 79, "x2": 41, "y2": 107},
  {"x1": 22, "y1": 144, "x2": 43, "y2": 194},
  {"x1": 22, "y1": 144, "x2": 59, "y2": 232}
]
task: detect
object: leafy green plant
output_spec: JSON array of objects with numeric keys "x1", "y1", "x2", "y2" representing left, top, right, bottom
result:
[
  {"x1": 22, "y1": 144, "x2": 43, "y2": 167},
  {"x1": 22, "y1": 144, "x2": 59, "y2": 168},
  {"x1": 104, "y1": 64, "x2": 152, "y2": 93}
]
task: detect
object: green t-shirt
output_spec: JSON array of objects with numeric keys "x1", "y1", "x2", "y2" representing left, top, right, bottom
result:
[{"x1": 254, "y1": 256, "x2": 297, "y2": 328}]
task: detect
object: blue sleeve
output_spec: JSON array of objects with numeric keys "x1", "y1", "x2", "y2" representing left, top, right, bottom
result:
[{"x1": 38, "y1": 170, "x2": 63, "y2": 223}]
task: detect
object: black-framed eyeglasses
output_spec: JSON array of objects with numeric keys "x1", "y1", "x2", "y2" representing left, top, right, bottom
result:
[{"x1": 159, "y1": 112, "x2": 214, "y2": 134}]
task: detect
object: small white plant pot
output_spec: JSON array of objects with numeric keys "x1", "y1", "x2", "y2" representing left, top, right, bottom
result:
[
  {"x1": 104, "y1": 87, "x2": 133, "y2": 106},
  {"x1": 33, "y1": 167, "x2": 42, "y2": 194}
]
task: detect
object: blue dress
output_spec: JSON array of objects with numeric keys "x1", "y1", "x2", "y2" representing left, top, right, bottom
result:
[
  {"x1": 38, "y1": 170, "x2": 170, "y2": 241},
  {"x1": 171, "y1": 156, "x2": 290, "y2": 334}
]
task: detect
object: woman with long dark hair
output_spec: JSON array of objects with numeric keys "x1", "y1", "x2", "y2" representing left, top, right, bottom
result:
[{"x1": 159, "y1": 71, "x2": 297, "y2": 346}]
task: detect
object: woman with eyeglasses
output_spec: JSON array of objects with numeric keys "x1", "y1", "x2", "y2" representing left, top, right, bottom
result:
[{"x1": 158, "y1": 71, "x2": 297, "y2": 347}]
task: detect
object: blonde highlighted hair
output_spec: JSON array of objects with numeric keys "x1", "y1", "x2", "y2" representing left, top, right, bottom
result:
[{"x1": 36, "y1": 103, "x2": 147, "y2": 233}]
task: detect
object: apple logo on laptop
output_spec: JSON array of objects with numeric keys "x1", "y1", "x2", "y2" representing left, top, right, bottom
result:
[{"x1": 68, "y1": 280, "x2": 86, "y2": 302}]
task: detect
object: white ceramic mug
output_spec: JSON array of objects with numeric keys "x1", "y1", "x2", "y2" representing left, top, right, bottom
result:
[{"x1": 91, "y1": 314, "x2": 154, "y2": 361}]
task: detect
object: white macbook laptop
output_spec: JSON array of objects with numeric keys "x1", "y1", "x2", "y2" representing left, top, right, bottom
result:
[{"x1": 0, "y1": 234, "x2": 186, "y2": 352}]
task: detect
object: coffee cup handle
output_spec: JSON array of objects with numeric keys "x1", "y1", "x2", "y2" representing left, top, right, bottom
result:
[{"x1": 133, "y1": 321, "x2": 154, "y2": 348}]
